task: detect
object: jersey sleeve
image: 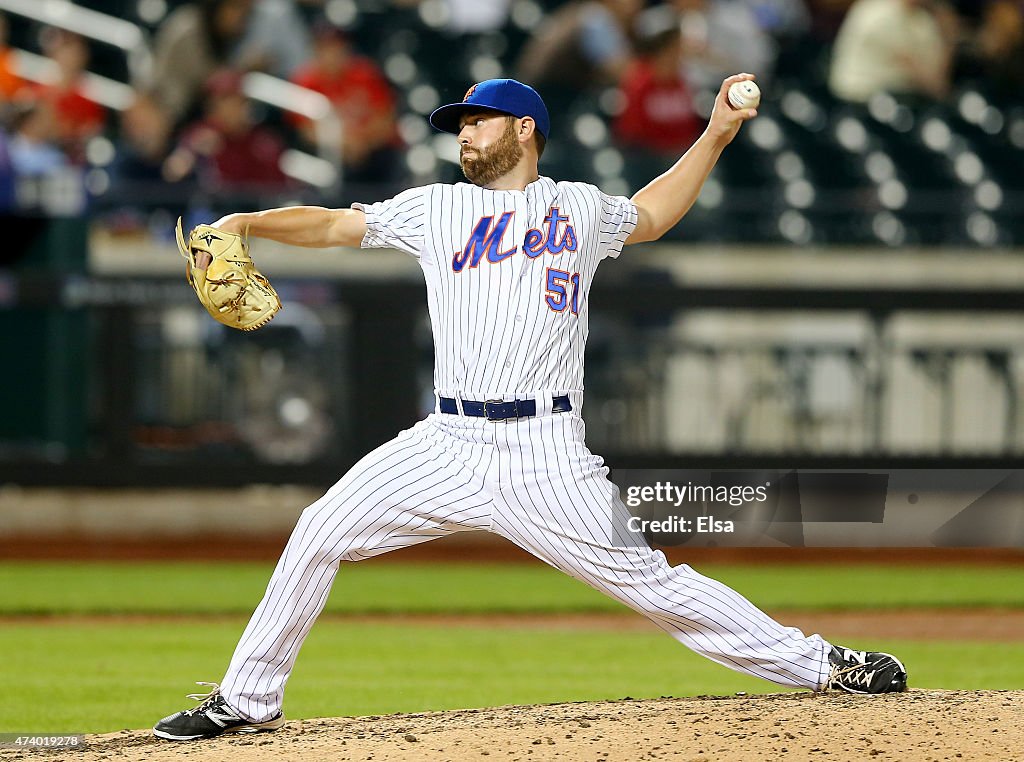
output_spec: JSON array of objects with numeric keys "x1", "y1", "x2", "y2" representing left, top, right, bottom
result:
[
  {"x1": 352, "y1": 186, "x2": 427, "y2": 258},
  {"x1": 597, "y1": 190, "x2": 638, "y2": 260}
]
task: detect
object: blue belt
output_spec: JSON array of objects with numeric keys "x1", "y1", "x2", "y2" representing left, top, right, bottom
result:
[{"x1": 438, "y1": 395, "x2": 572, "y2": 421}]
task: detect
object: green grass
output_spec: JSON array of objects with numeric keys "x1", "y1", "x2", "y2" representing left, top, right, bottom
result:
[
  {"x1": 2, "y1": 561, "x2": 1023, "y2": 615},
  {"x1": 2, "y1": 561, "x2": 1021, "y2": 733},
  {"x1": 2, "y1": 619, "x2": 1022, "y2": 734}
]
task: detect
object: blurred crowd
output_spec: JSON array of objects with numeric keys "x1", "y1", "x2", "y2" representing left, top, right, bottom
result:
[{"x1": 0, "y1": 0, "x2": 1021, "y2": 220}]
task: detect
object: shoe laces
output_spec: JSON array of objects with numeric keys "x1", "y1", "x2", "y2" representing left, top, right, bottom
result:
[
  {"x1": 183, "y1": 682, "x2": 224, "y2": 716},
  {"x1": 829, "y1": 660, "x2": 877, "y2": 690}
]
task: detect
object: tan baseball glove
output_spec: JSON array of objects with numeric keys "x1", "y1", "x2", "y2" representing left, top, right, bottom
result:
[{"x1": 176, "y1": 218, "x2": 282, "y2": 331}]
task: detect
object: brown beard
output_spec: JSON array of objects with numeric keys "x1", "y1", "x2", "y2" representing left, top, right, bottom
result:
[{"x1": 460, "y1": 119, "x2": 523, "y2": 187}]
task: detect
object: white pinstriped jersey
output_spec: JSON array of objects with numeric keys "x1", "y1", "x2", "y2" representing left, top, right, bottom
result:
[
  {"x1": 353, "y1": 176, "x2": 638, "y2": 399},
  {"x1": 218, "y1": 181, "x2": 834, "y2": 723}
]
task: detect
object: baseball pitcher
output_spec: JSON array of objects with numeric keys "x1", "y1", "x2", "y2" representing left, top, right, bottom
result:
[{"x1": 156, "y1": 75, "x2": 907, "y2": 741}]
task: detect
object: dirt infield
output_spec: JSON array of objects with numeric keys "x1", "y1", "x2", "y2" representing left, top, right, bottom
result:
[{"x1": 3, "y1": 690, "x2": 1020, "y2": 761}]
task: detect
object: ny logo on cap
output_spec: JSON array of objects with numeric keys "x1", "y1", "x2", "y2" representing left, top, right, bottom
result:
[{"x1": 463, "y1": 84, "x2": 478, "y2": 102}]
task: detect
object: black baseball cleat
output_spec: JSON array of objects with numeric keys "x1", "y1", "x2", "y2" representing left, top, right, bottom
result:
[
  {"x1": 825, "y1": 646, "x2": 908, "y2": 694},
  {"x1": 153, "y1": 682, "x2": 285, "y2": 741}
]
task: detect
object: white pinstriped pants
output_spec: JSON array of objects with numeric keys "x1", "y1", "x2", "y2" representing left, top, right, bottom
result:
[{"x1": 220, "y1": 411, "x2": 830, "y2": 722}]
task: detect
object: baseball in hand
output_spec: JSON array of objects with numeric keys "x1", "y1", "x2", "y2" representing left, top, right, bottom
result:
[{"x1": 728, "y1": 80, "x2": 761, "y2": 110}]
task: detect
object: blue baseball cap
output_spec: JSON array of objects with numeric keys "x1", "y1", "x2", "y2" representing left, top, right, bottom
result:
[{"x1": 430, "y1": 79, "x2": 551, "y2": 139}]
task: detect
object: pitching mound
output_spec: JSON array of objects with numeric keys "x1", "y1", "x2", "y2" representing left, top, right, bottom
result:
[{"x1": 7, "y1": 690, "x2": 1021, "y2": 761}]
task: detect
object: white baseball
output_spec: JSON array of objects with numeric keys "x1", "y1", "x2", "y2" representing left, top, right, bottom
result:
[{"x1": 728, "y1": 80, "x2": 761, "y2": 110}]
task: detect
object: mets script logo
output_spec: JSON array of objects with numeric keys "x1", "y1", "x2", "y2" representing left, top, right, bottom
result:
[
  {"x1": 451, "y1": 207, "x2": 577, "y2": 272},
  {"x1": 463, "y1": 84, "x2": 478, "y2": 102}
]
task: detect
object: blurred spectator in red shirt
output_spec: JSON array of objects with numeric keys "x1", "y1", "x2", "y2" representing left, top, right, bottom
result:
[
  {"x1": 615, "y1": 7, "x2": 704, "y2": 156},
  {"x1": 289, "y1": 22, "x2": 401, "y2": 183},
  {"x1": 164, "y1": 69, "x2": 288, "y2": 191},
  {"x1": 32, "y1": 29, "x2": 105, "y2": 163}
]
